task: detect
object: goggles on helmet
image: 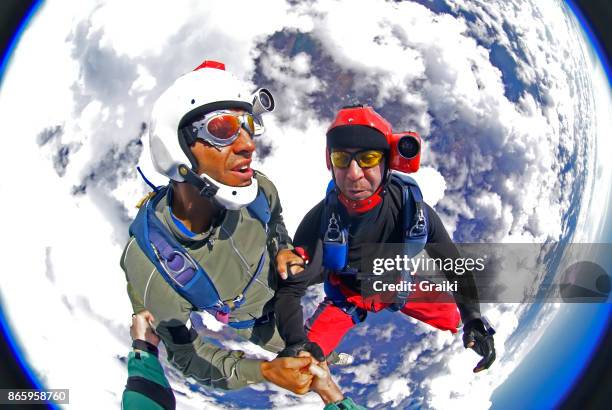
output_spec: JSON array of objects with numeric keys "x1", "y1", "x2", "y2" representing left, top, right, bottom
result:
[
  {"x1": 191, "y1": 110, "x2": 255, "y2": 147},
  {"x1": 330, "y1": 149, "x2": 385, "y2": 169}
]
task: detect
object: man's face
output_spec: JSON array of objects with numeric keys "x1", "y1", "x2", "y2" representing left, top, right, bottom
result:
[
  {"x1": 190, "y1": 109, "x2": 255, "y2": 187},
  {"x1": 332, "y1": 148, "x2": 385, "y2": 201}
]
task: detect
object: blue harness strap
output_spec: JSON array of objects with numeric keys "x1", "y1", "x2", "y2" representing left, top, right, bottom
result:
[
  {"x1": 129, "y1": 185, "x2": 271, "y2": 328},
  {"x1": 321, "y1": 174, "x2": 429, "y2": 311},
  {"x1": 227, "y1": 310, "x2": 275, "y2": 330},
  {"x1": 388, "y1": 173, "x2": 428, "y2": 310},
  {"x1": 323, "y1": 279, "x2": 368, "y2": 324},
  {"x1": 321, "y1": 188, "x2": 349, "y2": 271},
  {"x1": 247, "y1": 189, "x2": 272, "y2": 227}
]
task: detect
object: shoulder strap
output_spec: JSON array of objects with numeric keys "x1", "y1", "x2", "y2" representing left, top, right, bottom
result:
[
  {"x1": 246, "y1": 188, "x2": 271, "y2": 227},
  {"x1": 391, "y1": 173, "x2": 428, "y2": 252},
  {"x1": 129, "y1": 186, "x2": 270, "y2": 325},
  {"x1": 321, "y1": 181, "x2": 349, "y2": 272},
  {"x1": 129, "y1": 187, "x2": 224, "y2": 312},
  {"x1": 320, "y1": 180, "x2": 338, "y2": 234},
  {"x1": 247, "y1": 171, "x2": 273, "y2": 227},
  {"x1": 389, "y1": 173, "x2": 429, "y2": 310}
]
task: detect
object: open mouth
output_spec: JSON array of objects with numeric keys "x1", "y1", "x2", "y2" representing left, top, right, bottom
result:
[
  {"x1": 230, "y1": 163, "x2": 254, "y2": 180},
  {"x1": 233, "y1": 164, "x2": 249, "y2": 172}
]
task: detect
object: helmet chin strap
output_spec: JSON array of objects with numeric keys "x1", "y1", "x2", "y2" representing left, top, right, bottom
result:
[{"x1": 177, "y1": 164, "x2": 258, "y2": 210}]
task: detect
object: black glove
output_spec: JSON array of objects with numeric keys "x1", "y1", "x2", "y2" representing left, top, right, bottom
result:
[
  {"x1": 278, "y1": 340, "x2": 326, "y2": 362},
  {"x1": 462, "y1": 318, "x2": 496, "y2": 373}
]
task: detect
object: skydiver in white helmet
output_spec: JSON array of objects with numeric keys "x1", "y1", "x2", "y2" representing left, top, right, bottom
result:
[{"x1": 121, "y1": 60, "x2": 318, "y2": 401}]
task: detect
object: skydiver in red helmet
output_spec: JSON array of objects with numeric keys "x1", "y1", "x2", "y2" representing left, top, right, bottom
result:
[{"x1": 276, "y1": 105, "x2": 496, "y2": 373}]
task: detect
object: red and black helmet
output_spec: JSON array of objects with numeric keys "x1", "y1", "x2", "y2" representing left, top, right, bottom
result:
[
  {"x1": 325, "y1": 105, "x2": 422, "y2": 213},
  {"x1": 326, "y1": 105, "x2": 392, "y2": 152},
  {"x1": 326, "y1": 104, "x2": 421, "y2": 174}
]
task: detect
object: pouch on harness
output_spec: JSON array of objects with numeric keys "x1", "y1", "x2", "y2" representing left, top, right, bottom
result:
[
  {"x1": 129, "y1": 184, "x2": 271, "y2": 329},
  {"x1": 321, "y1": 173, "x2": 428, "y2": 321}
]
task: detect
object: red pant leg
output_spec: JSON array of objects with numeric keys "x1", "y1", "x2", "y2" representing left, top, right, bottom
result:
[
  {"x1": 305, "y1": 298, "x2": 356, "y2": 356},
  {"x1": 401, "y1": 283, "x2": 461, "y2": 333}
]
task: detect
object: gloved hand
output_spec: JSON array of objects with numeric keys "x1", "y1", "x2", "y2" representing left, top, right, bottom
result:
[
  {"x1": 278, "y1": 340, "x2": 326, "y2": 362},
  {"x1": 463, "y1": 318, "x2": 496, "y2": 373}
]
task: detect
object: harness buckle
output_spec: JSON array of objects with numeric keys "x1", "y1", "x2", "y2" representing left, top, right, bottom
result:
[
  {"x1": 220, "y1": 293, "x2": 245, "y2": 313},
  {"x1": 408, "y1": 207, "x2": 426, "y2": 236},
  {"x1": 152, "y1": 246, "x2": 198, "y2": 288},
  {"x1": 339, "y1": 302, "x2": 367, "y2": 324},
  {"x1": 324, "y1": 214, "x2": 345, "y2": 243},
  {"x1": 232, "y1": 294, "x2": 245, "y2": 306}
]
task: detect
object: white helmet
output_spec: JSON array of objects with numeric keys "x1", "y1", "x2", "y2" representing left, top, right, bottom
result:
[{"x1": 149, "y1": 60, "x2": 270, "y2": 210}]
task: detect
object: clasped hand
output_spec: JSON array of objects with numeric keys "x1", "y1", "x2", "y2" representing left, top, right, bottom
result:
[
  {"x1": 261, "y1": 351, "x2": 343, "y2": 404},
  {"x1": 275, "y1": 248, "x2": 306, "y2": 280}
]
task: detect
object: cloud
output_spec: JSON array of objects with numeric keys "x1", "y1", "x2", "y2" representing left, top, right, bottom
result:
[
  {"x1": 373, "y1": 376, "x2": 411, "y2": 407},
  {"x1": 268, "y1": 0, "x2": 592, "y2": 245}
]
